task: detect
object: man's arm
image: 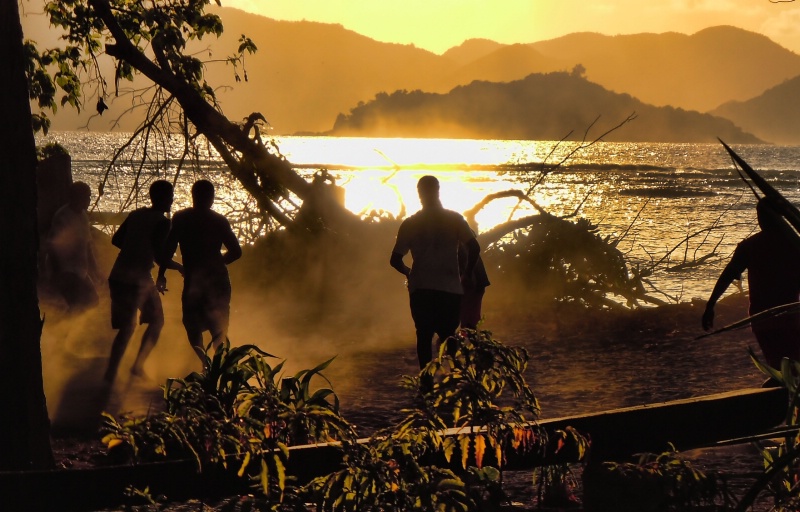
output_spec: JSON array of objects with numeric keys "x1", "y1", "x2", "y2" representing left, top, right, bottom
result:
[
  {"x1": 390, "y1": 251, "x2": 410, "y2": 277},
  {"x1": 462, "y1": 237, "x2": 480, "y2": 280},
  {"x1": 221, "y1": 222, "x2": 242, "y2": 265},
  {"x1": 156, "y1": 224, "x2": 182, "y2": 282},
  {"x1": 111, "y1": 218, "x2": 128, "y2": 249},
  {"x1": 702, "y1": 256, "x2": 745, "y2": 331}
]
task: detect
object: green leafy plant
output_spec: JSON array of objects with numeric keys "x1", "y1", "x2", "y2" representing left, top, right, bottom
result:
[
  {"x1": 306, "y1": 329, "x2": 560, "y2": 511},
  {"x1": 584, "y1": 445, "x2": 734, "y2": 512},
  {"x1": 102, "y1": 341, "x2": 353, "y2": 506},
  {"x1": 406, "y1": 329, "x2": 545, "y2": 471},
  {"x1": 736, "y1": 350, "x2": 800, "y2": 511},
  {"x1": 533, "y1": 427, "x2": 590, "y2": 509},
  {"x1": 307, "y1": 436, "x2": 484, "y2": 512},
  {"x1": 101, "y1": 333, "x2": 589, "y2": 511},
  {"x1": 36, "y1": 142, "x2": 70, "y2": 161}
]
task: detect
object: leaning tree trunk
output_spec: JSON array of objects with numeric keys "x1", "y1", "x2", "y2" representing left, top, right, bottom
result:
[
  {"x1": 88, "y1": 0, "x2": 360, "y2": 232},
  {"x1": 0, "y1": 0, "x2": 54, "y2": 470}
]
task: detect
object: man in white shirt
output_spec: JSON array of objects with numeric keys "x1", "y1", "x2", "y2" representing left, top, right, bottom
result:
[{"x1": 390, "y1": 175, "x2": 480, "y2": 368}]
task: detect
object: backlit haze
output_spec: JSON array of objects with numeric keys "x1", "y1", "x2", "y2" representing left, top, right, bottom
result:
[
  {"x1": 226, "y1": 0, "x2": 800, "y2": 55},
  {"x1": 25, "y1": 0, "x2": 800, "y2": 428}
]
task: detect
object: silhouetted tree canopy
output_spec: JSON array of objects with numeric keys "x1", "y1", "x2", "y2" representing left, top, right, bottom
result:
[{"x1": 29, "y1": 0, "x2": 358, "y2": 232}]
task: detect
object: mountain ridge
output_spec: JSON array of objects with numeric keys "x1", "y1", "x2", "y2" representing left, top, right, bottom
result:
[
  {"x1": 41, "y1": 8, "x2": 800, "y2": 142},
  {"x1": 326, "y1": 72, "x2": 762, "y2": 143}
]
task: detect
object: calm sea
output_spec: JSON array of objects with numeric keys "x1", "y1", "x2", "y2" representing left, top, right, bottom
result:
[{"x1": 38, "y1": 132, "x2": 800, "y2": 302}]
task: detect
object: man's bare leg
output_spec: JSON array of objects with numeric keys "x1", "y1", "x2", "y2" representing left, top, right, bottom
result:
[
  {"x1": 130, "y1": 320, "x2": 163, "y2": 379},
  {"x1": 105, "y1": 323, "x2": 135, "y2": 383}
]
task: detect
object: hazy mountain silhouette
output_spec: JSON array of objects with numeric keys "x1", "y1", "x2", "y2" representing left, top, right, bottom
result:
[
  {"x1": 45, "y1": 6, "x2": 458, "y2": 133},
  {"x1": 327, "y1": 72, "x2": 761, "y2": 143},
  {"x1": 40, "y1": 8, "x2": 800, "y2": 142},
  {"x1": 528, "y1": 27, "x2": 800, "y2": 113},
  {"x1": 711, "y1": 76, "x2": 800, "y2": 144},
  {"x1": 441, "y1": 38, "x2": 507, "y2": 65},
  {"x1": 437, "y1": 44, "x2": 566, "y2": 90}
]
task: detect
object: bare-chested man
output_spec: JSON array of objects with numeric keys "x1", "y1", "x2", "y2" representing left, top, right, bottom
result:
[
  {"x1": 160, "y1": 180, "x2": 242, "y2": 362},
  {"x1": 104, "y1": 180, "x2": 179, "y2": 382},
  {"x1": 703, "y1": 197, "x2": 800, "y2": 368}
]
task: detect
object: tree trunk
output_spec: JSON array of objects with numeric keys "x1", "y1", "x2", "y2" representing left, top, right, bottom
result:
[
  {"x1": 0, "y1": 0, "x2": 54, "y2": 470},
  {"x1": 87, "y1": 0, "x2": 360, "y2": 232}
]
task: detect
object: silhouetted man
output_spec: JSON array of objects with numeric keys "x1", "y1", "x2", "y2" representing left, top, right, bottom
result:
[
  {"x1": 160, "y1": 180, "x2": 242, "y2": 362},
  {"x1": 459, "y1": 239, "x2": 490, "y2": 330},
  {"x1": 390, "y1": 175, "x2": 480, "y2": 368},
  {"x1": 104, "y1": 180, "x2": 179, "y2": 383},
  {"x1": 703, "y1": 197, "x2": 800, "y2": 368},
  {"x1": 47, "y1": 181, "x2": 100, "y2": 313}
]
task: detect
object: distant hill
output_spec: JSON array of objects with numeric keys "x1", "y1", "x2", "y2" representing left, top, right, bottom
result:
[
  {"x1": 710, "y1": 76, "x2": 800, "y2": 144},
  {"x1": 326, "y1": 72, "x2": 762, "y2": 143},
  {"x1": 437, "y1": 44, "x2": 565, "y2": 90},
  {"x1": 441, "y1": 38, "x2": 507, "y2": 65},
  {"x1": 39, "y1": 8, "x2": 800, "y2": 141},
  {"x1": 46, "y1": 7, "x2": 460, "y2": 134},
  {"x1": 528, "y1": 26, "x2": 800, "y2": 113}
]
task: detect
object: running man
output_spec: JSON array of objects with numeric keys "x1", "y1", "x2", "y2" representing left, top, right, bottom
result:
[
  {"x1": 104, "y1": 180, "x2": 179, "y2": 383},
  {"x1": 160, "y1": 180, "x2": 242, "y2": 361},
  {"x1": 702, "y1": 197, "x2": 800, "y2": 368},
  {"x1": 47, "y1": 181, "x2": 100, "y2": 313}
]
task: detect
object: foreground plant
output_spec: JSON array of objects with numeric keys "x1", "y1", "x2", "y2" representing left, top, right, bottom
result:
[
  {"x1": 306, "y1": 329, "x2": 584, "y2": 511},
  {"x1": 734, "y1": 350, "x2": 800, "y2": 512},
  {"x1": 102, "y1": 341, "x2": 354, "y2": 505},
  {"x1": 101, "y1": 332, "x2": 591, "y2": 510},
  {"x1": 583, "y1": 445, "x2": 735, "y2": 512}
]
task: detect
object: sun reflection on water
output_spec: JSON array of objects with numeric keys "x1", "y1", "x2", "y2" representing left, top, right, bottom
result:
[{"x1": 40, "y1": 132, "x2": 800, "y2": 300}]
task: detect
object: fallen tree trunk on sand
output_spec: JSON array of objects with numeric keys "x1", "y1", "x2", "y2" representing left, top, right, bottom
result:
[{"x1": 1, "y1": 387, "x2": 785, "y2": 511}]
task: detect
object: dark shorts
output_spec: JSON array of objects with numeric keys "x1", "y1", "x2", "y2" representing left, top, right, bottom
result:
[
  {"x1": 54, "y1": 272, "x2": 99, "y2": 312},
  {"x1": 109, "y1": 278, "x2": 163, "y2": 329},
  {"x1": 751, "y1": 310, "x2": 800, "y2": 367},
  {"x1": 182, "y1": 276, "x2": 232, "y2": 334},
  {"x1": 460, "y1": 288, "x2": 486, "y2": 330},
  {"x1": 409, "y1": 289, "x2": 462, "y2": 339}
]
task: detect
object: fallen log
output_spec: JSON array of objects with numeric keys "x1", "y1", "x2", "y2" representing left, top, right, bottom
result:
[{"x1": 0, "y1": 387, "x2": 786, "y2": 511}]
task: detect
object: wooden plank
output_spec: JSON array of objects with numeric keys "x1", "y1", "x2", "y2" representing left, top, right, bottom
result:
[
  {"x1": 285, "y1": 387, "x2": 788, "y2": 479},
  {"x1": 525, "y1": 386, "x2": 787, "y2": 464},
  {"x1": 0, "y1": 387, "x2": 786, "y2": 511}
]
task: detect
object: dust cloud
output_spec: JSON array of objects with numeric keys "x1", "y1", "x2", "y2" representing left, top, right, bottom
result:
[{"x1": 39, "y1": 217, "x2": 436, "y2": 435}]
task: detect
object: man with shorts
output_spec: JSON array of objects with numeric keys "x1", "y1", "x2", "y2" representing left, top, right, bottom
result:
[
  {"x1": 390, "y1": 175, "x2": 480, "y2": 368},
  {"x1": 160, "y1": 180, "x2": 242, "y2": 362},
  {"x1": 703, "y1": 197, "x2": 800, "y2": 368},
  {"x1": 104, "y1": 180, "x2": 178, "y2": 382},
  {"x1": 47, "y1": 181, "x2": 100, "y2": 313}
]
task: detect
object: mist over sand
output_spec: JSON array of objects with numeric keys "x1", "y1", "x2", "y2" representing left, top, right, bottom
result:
[{"x1": 39, "y1": 219, "x2": 432, "y2": 434}]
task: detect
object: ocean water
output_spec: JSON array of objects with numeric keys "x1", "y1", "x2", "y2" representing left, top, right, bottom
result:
[{"x1": 38, "y1": 132, "x2": 800, "y2": 302}]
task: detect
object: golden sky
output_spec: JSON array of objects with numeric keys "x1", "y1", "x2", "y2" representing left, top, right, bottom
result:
[{"x1": 226, "y1": 0, "x2": 800, "y2": 54}]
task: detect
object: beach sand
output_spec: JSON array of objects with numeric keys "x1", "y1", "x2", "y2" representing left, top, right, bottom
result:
[{"x1": 38, "y1": 287, "x2": 777, "y2": 510}]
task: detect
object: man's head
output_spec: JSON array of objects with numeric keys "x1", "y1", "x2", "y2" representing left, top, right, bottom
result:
[
  {"x1": 756, "y1": 196, "x2": 784, "y2": 233},
  {"x1": 417, "y1": 175, "x2": 441, "y2": 209},
  {"x1": 191, "y1": 179, "x2": 215, "y2": 209},
  {"x1": 149, "y1": 180, "x2": 174, "y2": 213},
  {"x1": 68, "y1": 181, "x2": 92, "y2": 212}
]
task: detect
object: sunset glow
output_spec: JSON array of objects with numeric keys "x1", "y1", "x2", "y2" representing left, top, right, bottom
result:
[{"x1": 226, "y1": 0, "x2": 800, "y2": 55}]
